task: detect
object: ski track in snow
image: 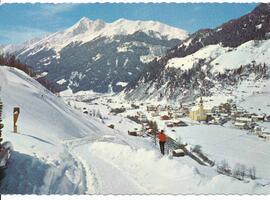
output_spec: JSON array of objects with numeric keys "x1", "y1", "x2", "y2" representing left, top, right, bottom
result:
[
  {"x1": 73, "y1": 144, "x2": 146, "y2": 194},
  {"x1": 62, "y1": 133, "x2": 148, "y2": 194},
  {"x1": 62, "y1": 136, "x2": 100, "y2": 194}
]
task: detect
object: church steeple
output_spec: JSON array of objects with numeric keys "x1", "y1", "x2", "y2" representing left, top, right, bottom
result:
[
  {"x1": 199, "y1": 96, "x2": 204, "y2": 110},
  {"x1": 199, "y1": 96, "x2": 203, "y2": 105}
]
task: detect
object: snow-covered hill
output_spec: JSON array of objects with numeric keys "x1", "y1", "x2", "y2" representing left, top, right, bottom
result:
[
  {"x1": 0, "y1": 65, "x2": 112, "y2": 194},
  {"x1": 165, "y1": 39, "x2": 270, "y2": 73},
  {"x1": 15, "y1": 17, "x2": 188, "y2": 93}
]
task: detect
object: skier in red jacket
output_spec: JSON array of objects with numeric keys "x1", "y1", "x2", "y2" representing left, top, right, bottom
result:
[{"x1": 158, "y1": 130, "x2": 167, "y2": 155}]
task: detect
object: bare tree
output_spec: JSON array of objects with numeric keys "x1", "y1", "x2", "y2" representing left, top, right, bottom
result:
[
  {"x1": 248, "y1": 166, "x2": 256, "y2": 180},
  {"x1": 232, "y1": 163, "x2": 246, "y2": 180},
  {"x1": 217, "y1": 160, "x2": 231, "y2": 175},
  {"x1": 239, "y1": 164, "x2": 246, "y2": 180}
]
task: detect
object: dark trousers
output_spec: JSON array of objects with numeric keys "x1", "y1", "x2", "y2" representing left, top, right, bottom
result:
[{"x1": 159, "y1": 141, "x2": 165, "y2": 155}]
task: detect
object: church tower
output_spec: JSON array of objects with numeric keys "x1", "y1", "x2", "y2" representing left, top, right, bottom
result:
[
  {"x1": 198, "y1": 96, "x2": 206, "y2": 121},
  {"x1": 199, "y1": 97, "x2": 204, "y2": 111}
]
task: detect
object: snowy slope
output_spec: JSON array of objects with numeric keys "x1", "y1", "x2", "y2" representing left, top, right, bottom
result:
[
  {"x1": 165, "y1": 44, "x2": 228, "y2": 71},
  {"x1": 234, "y1": 77, "x2": 270, "y2": 115},
  {"x1": 166, "y1": 124, "x2": 270, "y2": 179},
  {"x1": 164, "y1": 39, "x2": 270, "y2": 73},
  {"x1": 210, "y1": 40, "x2": 270, "y2": 73},
  {"x1": 125, "y1": 38, "x2": 270, "y2": 103},
  {"x1": 0, "y1": 67, "x2": 108, "y2": 141},
  {"x1": 0, "y1": 65, "x2": 112, "y2": 194}
]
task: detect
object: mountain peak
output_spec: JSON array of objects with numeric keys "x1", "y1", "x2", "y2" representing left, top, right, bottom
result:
[
  {"x1": 70, "y1": 17, "x2": 106, "y2": 35},
  {"x1": 78, "y1": 16, "x2": 92, "y2": 23},
  {"x1": 110, "y1": 18, "x2": 188, "y2": 40},
  {"x1": 114, "y1": 18, "x2": 129, "y2": 23}
]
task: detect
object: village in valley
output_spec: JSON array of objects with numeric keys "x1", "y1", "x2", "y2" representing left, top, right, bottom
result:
[{"x1": 64, "y1": 93, "x2": 270, "y2": 142}]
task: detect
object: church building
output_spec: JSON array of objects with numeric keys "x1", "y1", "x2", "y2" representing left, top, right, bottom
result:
[{"x1": 189, "y1": 97, "x2": 207, "y2": 121}]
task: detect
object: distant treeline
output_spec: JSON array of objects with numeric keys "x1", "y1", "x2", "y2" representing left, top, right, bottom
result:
[{"x1": 0, "y1": 54, "x2": 59, "y2": 94}]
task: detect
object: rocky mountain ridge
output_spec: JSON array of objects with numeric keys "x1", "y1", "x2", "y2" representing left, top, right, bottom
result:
[{"x1": 15, "y1": 17, "x2": 188, "y2": 93}]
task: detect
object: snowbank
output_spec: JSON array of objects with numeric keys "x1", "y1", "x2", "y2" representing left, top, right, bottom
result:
[
  {"x1": 88, "y1": 141, "x2": 268, "y2": 194},
  {"x1": 0, "y1": 66, "x2": 111, "y2": 194}
]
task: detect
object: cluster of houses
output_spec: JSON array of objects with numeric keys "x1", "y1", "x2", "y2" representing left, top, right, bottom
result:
[
  {"x1": 188, "y1": 97, "x2": 234, "y2": 125},
  {"x1": 189, "y1": 97, "x2": 270, "y2": 141},
  {"x1": 123, "y1": 104, "x2": 189, "y2": 134},
  {"x1": 147, "y1": 105, "x2": 186, "y2": 119},
  {"x1": 233, "y1": 113, "x2": 270, "y2": 141},
  {"x1": 254, "y1": 127, "x2": 270, "y2": 141},
  {"x1": 104, "y1": 98, "x2": 270, "y2": 142},
  {"x1": 146, "y1": 105, "x2": 188, "y2": 128}
]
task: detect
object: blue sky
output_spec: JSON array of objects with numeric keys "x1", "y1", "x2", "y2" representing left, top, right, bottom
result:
[{"x1": 0, "y1": 3, "x2": 257, "y2": 45}]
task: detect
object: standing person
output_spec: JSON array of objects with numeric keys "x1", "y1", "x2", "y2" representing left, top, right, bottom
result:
[{"x1": 158, "y1": 130, "x2": 167, "y2": 155}]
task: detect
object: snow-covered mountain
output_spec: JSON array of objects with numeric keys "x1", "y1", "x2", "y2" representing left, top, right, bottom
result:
[
  {"x1": 18, "y1": 17, "x2": 187, "y2": 50},
  {"x1": 2, "y1": 37, "x2": 46, "y2": 55},
  {"x1": 15, "y1": 17, "x2": 188, "y2": 93},
  {"x1": 124, "y1": 3, "x2": 270, "y2": 107}
]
